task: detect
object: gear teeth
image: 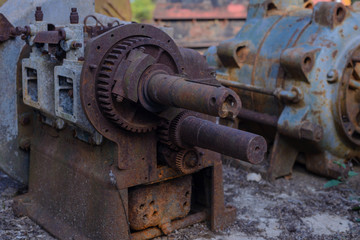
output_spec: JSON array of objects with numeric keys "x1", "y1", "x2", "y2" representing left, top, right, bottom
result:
[
  {"x1": 175, "y1": 150, "x2": 187, "y2": 173},
  {"x1": 107, "y1": 53, "x2": 119, "y2": 59},
  {"x1": 103, "y1": 60, "x2": 115, "y2": 65},
  {"x1": 101, "y1": 66, "x2": 112, "y2": 71},
  {"x1": 175, "y1": 149, "x2": 198, "y2": 174},
  {"x1": 98, "y1": 72, "x2": 111, "y2": 78},
  {"x1": 95, "y1": 36, "x2": 169, "y2": 133},
  {"x1": 169, "y1": 111, "x2": 192, "y2": 148},
  {"x1": 97, "y1": 92, "x2": 110, "y2": 98},
  {"x1": 157, "y1": 119, "x2": 180, "y2": 150}
]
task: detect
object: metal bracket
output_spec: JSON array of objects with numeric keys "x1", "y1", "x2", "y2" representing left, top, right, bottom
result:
[{"x1": 0, "y1": 13, "x2": 15, "y2": 42}]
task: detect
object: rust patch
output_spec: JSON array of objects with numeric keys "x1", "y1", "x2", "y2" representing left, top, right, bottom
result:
[{"x1": 332, "y1": 50, "x2": 338, "y2": 58}]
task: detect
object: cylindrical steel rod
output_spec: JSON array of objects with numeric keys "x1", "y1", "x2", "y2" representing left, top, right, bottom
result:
[
  {"x1": 217, "y1": 78, "x2": 274, "y2": 95},
  {"x1": 179, "y1": 116, "x2": 267, "y2": 164},
  {"x1": 238, "y1": 108, "x2": 278, "y2": 127},
  {"x1": 147, "y1": 74, "x2": 241, "y2": 118},
  {"x1": 217, "y1": 78, "x2": 299, "y2": 101}
]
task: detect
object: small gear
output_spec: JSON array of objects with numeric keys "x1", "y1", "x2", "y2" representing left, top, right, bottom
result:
[
  {"x1": 169, "y1": 111, "x2": 194, "y2": 148},
  {"x1": 175, "y1": 149, "x2": 199, "y2": 174},
  {"x1": 157, "y1": 119, "x2": 180, "y2": 151}
]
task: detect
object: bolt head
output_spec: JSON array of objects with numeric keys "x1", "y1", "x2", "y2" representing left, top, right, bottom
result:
[
  {"x1": 19, "y1": 138, "x2": 31, "y2": 150},
  {"x1": 327, "y1": 69, "x2": 338, "y2": 83},
  {"x1": 299, "y1": 121, "x2": 323, "y2": 142}
]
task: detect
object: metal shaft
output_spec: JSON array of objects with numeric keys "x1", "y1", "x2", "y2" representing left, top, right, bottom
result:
[
  {"x1": 178, "y1": 116, "x2": 267, "y2": 164},
  {"x1": 217, "y1": 78, "x2": 300, "y2": 102},
  {"x1": 147, "y1": 73, "x2": 241, "y2": 118},
  {"x1": 238, "y1": 108, "x2": 278, "y2": 127}
]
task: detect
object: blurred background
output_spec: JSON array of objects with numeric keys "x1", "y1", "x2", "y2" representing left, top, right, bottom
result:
[
  {"x1": 0, "y1": 0, "x2": 353, "y2": 51},
  {"x1": 95, "y1": 0, "x2": 352, "y2": 52}
]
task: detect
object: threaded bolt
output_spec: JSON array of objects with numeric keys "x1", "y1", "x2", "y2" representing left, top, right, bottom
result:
[
  {"x1": 71, "y1": 41, "x2": 82, "y2": 49},
  {"x1": 35, "y1": 6, "x2": 43, "y2": 21},
  {"x1": 70, "y1": 8, "x2": 79, "y2": 24}
]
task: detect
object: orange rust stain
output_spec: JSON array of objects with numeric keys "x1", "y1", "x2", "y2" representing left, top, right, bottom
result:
[
  {"x1": 313, "y1": 90, "x2": 326, "y2": 95},
  {"x1": 332, "y1": 50, "x2": 338, "y2": 59},
  {"x1": 354, "y1": 25, "x2": 358, "y2": 31},
  {"x1": 339, "y1": 29, "x2": 344, "y2": 38}
]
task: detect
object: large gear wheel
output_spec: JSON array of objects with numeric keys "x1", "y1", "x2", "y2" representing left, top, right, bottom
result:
[
  {"x1": 81, "y1": 23, "x2": 185, "y2": 138},
  {"x1": 96, "y1": 36, "x2": 179, "y2": 132}
]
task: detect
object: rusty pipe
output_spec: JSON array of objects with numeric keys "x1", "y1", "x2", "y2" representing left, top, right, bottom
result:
[
  {"x1": 177, "y1": 116, "x2": 267, "y2": 164},
  {"x1": 146, "y1": 73, "x2": 241, "y2": 118}
]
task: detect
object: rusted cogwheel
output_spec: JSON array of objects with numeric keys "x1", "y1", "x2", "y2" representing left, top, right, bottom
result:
[
  {"x1": 96, "y1": 37, "x2": 166, "y2": 133},
  {"x1": 81, "y1": 23, "x2": 185, "y2": 135},
  {"x1": 175, "y1": 149, "x2": 200, "y2": 174},
  {"x1": 169, "y1": 111, "x2": 196, "y2": 148}
]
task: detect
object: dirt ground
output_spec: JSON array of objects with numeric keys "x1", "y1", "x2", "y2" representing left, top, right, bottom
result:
[{"x1": 1, "y1": 162, "x2": 360, "y2": 240}]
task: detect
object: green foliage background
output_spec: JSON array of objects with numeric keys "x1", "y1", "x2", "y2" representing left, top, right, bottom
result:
[{"x1": 131, "y1": 0, "x2": 156, "y2": 23}]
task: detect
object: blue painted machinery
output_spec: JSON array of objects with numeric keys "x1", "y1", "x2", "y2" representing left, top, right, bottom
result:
[{"x1": 206, "y1": 0, "x2": 360, "y2": 179}]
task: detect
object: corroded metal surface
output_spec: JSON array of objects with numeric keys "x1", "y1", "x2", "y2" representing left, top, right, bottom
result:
[
  {"x1": 146, "y1": 74, "x2": 240, "y2": 118},
  {"x1": 7, "y1": 4, "x2": 266, "y2": 239},
  {"x1": 177, "y1": 115, "x2": 266, "y2": 164},
  {"x1": 128, "y1": 175, "x2": 192, "y2": 231},
  {"x1": 0, "y1": 0, "x2": 97, "y2": 184},
  {"x1": 206, "y1": 0, "x2": 360, "y2": 179}
]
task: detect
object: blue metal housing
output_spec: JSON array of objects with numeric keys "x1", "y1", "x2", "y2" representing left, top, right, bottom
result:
[{"x1": 206, "y1": 0, "x2": 360, "y2": 178}]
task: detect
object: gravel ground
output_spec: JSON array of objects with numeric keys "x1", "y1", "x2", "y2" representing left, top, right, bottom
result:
[
  {"x1": 0, "y1": 171, "x2": 54, "y2": 240},
  {"x1": 1, "y1": 163, "x2": 360, "y2": 240}
]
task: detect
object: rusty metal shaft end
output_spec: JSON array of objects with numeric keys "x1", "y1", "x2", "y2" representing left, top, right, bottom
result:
[
  {"x1": 146, "y1": 73, "x2": 241, "y2": 118},
  {"x1": 178, "y1": 116, "x2": 267, "y2": 164}
]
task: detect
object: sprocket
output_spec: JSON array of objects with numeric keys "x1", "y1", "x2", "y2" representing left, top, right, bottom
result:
[
  {"x1": 175, "y1": 149, "x2": 200, "y2": 174},
  {"x1": 95, "y1": 36, "x2": 181, "y2": 132}
]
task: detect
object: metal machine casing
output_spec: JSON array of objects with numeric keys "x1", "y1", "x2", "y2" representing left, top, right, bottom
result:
[
  {"x1": 0, "y1": 1, "x2": 268, "y2": 238},
  {"x1": 206, "y1": 0, "x2": 360, "y2": 179}
]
